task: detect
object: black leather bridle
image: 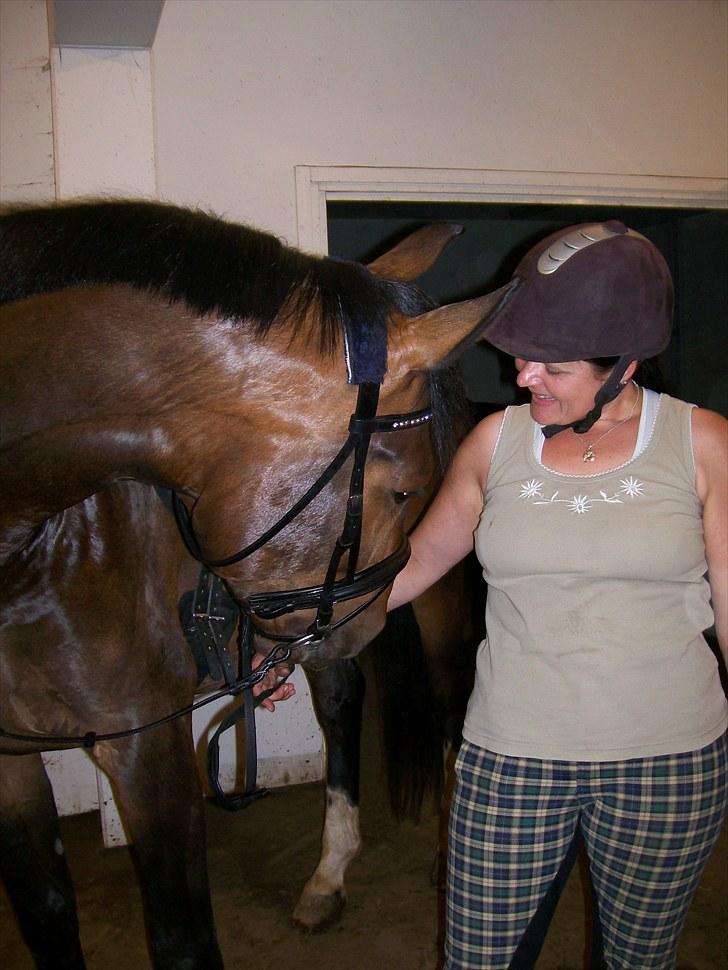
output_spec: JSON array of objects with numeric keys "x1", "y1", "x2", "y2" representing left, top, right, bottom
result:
[
  {"x1": 171, "y1": 380, "x2": 432, "y2": 662},
  {"x1": 175, "y1": 376, "x2": 434, "y2": 810}
]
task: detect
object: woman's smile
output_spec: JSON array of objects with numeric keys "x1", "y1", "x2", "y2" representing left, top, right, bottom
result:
[{"x1": 514, "y1": 358, "x2": 605, "y2": 426}]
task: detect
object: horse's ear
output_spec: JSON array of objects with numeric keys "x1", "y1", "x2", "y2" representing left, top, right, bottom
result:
[
  {"x1": 388, "y1": 281, "x2": 519, "y2": 375},
  {"x1": 366, "y1": 223, "x2": 463, "y2": 282}
]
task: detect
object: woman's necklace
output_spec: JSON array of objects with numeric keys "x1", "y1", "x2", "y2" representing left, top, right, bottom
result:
[{"x1": 582, "y1": 383, "x2": 641, "y2": 463}]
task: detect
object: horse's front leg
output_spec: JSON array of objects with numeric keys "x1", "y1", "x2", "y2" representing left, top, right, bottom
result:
[
  {"x1": 0, "y1": 751, "x2": 86, "y2": 970},
  {"x1": 293, "y1": 659, "x2": 364, "y2": 932},
  {"x1": 93, "y1": 718, "x2": 223, "y2": 970}
]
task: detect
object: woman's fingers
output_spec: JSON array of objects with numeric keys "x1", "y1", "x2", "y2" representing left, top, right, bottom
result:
[{"x1": 251, "y1": 653, "x2": 296, "y2": 711}]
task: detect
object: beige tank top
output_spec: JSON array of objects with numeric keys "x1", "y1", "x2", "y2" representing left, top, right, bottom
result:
[{"x1": 463, "y1": 392, "x2": 727, "y2": 761}]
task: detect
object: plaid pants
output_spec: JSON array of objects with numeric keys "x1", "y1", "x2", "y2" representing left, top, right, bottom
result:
[{"x1": 446, "y1": 734, "x2": 728, "y2": 970}]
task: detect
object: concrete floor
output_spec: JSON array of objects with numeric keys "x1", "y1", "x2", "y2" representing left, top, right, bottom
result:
[{"x1": 1, "y1": 773, "x2": 725, "y2": 970}]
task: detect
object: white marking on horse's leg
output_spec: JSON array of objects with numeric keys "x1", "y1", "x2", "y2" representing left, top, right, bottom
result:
[
  {"x1": 293, "y1": 788, "x2": 361, "y2": 929},
  {"x1": 306, "y1": 788, "x2": 361, "y2": 896},
  {"x1": 53, "y1": 838, "x2": 64, "y2": 856}
]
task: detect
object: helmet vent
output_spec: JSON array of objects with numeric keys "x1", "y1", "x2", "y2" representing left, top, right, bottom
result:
[{"x1": 537, "y1": 222, "x2": 628, "y2": 275}]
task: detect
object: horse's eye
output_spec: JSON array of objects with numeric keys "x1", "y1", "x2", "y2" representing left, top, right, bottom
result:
[{"x1": 393, "y1": 490, "x2": 414, "y2": 505}]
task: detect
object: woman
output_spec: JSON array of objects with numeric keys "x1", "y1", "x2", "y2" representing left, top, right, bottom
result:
[{"x1": 388, "y1": 221, "x2": 728, "y2": 969}]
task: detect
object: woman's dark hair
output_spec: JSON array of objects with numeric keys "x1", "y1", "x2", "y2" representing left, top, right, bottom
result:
[
  {"x1": 588, "y1": 356, "x2": 621, "y2": 374},
  {"x1": 588, "y1": 355, "x2": 671, "y2": 394}
]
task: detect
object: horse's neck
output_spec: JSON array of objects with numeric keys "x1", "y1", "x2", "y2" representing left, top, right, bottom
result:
[{"x1": 1, "y1": 286, "x2": 263, "y2": 554}]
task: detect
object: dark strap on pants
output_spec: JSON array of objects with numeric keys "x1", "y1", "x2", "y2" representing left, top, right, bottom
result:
[{"x1": 508, "y1": 828, "x2": 605, "y2": 969}]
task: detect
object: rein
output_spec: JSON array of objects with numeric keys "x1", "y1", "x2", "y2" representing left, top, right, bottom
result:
[{"x1": 0, "y1": 642, "x2": 291, "y2": 749}]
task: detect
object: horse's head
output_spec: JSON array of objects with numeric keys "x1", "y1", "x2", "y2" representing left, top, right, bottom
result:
[
  {"x1": 192, "y1": 224, "x2": 513, "y2": 663},
  {"x1": 0, "y1": 201, "x2": 508, "y2": 665}
]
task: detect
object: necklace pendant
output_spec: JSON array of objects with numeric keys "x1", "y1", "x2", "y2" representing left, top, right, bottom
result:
[{"x1": 583, "y1": 446, "x2": 596, "y2": 463}]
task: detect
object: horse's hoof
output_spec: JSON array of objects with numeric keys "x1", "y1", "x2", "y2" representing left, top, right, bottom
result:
[{"x1": 292, "y1": 890, "x2": 346, "y2": 933}]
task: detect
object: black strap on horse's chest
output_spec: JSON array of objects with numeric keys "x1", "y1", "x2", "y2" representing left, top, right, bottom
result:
[{"x1": 178, "y1": 566, "x2": 238, "y2": 686}]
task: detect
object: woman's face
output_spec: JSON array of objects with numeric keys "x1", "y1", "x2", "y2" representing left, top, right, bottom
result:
[{"x1": 514, "y1": 358, "x2": 606, "y2": 427}]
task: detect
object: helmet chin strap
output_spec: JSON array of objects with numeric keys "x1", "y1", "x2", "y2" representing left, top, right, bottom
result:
[{"x1": 541, "y1": 354, "x2": 633, "y2": 439}]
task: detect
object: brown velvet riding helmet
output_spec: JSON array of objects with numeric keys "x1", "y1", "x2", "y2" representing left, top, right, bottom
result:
[{"x1": 483, "y1": 221, "x2": 674, "y2": 436}]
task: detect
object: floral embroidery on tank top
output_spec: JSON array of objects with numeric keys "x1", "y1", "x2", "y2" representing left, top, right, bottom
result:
[{"x1": 518, "y1": 476, "x2": 645, "y2": 514}]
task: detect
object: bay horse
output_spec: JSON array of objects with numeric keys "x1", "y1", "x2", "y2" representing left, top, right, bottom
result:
[{"x1": 0, "y1": 200, "x2": 512, "y2": 969}]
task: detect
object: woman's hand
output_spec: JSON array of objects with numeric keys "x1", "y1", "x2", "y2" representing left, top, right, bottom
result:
[{"x1": 250, "y1": 652, "x2": 296, "y2": 711}]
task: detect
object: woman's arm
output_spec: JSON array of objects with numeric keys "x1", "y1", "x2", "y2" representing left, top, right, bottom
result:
[
  {"x1": 387, "y1": 410, "x2": 504, "y2": 611},
  {"x1": 693, "y1": 407, "x2": 728, "y2": 663}
]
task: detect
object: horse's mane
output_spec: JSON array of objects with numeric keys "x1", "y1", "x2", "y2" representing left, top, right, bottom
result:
[
  {"x1": 0, "y1": 200, "x2": 431, "y2": 355},
  {"x1": 0, "y1": 199, "x2": 467, "y2": 456},
  {"x1": 428, "y1": 365, "x2": 473, "y2": 471}
]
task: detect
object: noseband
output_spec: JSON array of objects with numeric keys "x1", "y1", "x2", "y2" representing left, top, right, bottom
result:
[{"x1": 171, "y1": 380, "x2": 432, "y2": 659}]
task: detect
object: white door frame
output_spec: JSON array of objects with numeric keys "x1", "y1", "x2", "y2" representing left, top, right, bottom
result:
[{"x1": 295, "y1": 166, "x2": 728, "y2": 254}]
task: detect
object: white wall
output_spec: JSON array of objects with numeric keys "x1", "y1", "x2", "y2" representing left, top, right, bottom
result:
[
  {"x1": 0, "y1": 0, "x2": 54, "y2": 201},
  {"x1": 0, "y1": 1, "x2": 156, "y2": 202},
  {"x1": 51, "y1": 45, "x2": 156, "y2": 198},
  {"x1": 151, "y1": 0, "x2": 728, "y2": 241},
  {"x1": 3, "y1": 0, "x2": 726, "y2": 229}
]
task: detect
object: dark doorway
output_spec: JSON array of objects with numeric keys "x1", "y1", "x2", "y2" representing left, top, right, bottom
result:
[{"x1": 328, "y1": 202, "x2": 727, "y2": 415}]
